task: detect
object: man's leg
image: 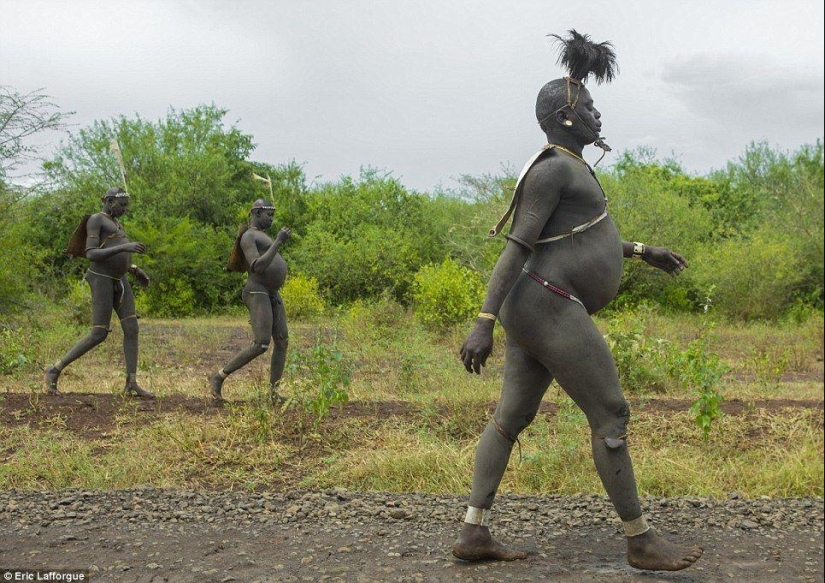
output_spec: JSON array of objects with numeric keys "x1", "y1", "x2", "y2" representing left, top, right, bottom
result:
[
  {"x1": 540, "y1": 307, "x2": 702, "y2": 571},
  {"x1": 453, "y1": 339, "x2": 553, "y2": 561},
  {"x1": 116, "y1": 280, "x2": 153, "y2": 399},
  {"x1": 209, "y1": 291, "x2": 273, "y2": 402},
  {"x1": 268, "y1": 295, "x2": 289, "y2": 403},
  {"x1": 44, "y1": 273, "x2": 114, "y2": 394}
]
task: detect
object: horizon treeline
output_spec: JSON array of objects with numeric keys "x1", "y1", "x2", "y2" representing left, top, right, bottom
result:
[{"x1": 1, "y1": 104, "x2": 822, "y2": 321}]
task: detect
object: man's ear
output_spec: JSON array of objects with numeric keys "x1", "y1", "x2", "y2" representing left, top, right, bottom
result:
[{"x1": 556, "y1": 110, "x2": 573, "y2": 127}]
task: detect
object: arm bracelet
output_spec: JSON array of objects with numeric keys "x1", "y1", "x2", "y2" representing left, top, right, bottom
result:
[
  {"x1": 631, "y1": 242, "x2": 646, "y2": 260},
  {"x1": 477, "y1": 312, "x2": 497, "y2": 322}
]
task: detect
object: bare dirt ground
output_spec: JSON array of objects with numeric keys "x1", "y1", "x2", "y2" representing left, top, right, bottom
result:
[
  {"x1": 1, "y1": 393, "x2": 824, "y2": 582},
  {"x1": 2, "y1": 392, "x2": 822, "y2": 441}
]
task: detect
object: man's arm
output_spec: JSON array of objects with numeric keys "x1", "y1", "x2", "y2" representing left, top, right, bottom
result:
[
  {"x1": 622, "y1": 240, "x2": 688, "y2": 275},
  {"x1": 128, "y1": 264, "x2": 150, "y2": 288},
  {"x1": 84, "y1": 214, "x2": 145, "y2": 261},
  {"x1": 243, "y1": 227, "x2": 291, "y2": 274},
  {"x1": 460, "y1": 159, "x2": 564, "y2": 374}
]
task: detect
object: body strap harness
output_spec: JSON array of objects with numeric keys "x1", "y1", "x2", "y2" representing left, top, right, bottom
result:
[{"x1": 489, "y1": 144, "x2": 609, "y2": 243}]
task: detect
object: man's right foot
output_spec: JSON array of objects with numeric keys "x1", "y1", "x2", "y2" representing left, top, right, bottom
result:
[
  {"x1": 44, "y1": 367, "x2": 61, "y2": 395},
  {"x1": 626, "y1": 529, "x2": 703, "y2": 571},
  {"x1": 209, "y1": 373, "x2": 225, "y2": 404},
  {"x1": 452, "y1": 523, "x2": 528, "y2": 561},
  {"x1": 124, "y1": 383, "x2": 155, "y2": 400}
]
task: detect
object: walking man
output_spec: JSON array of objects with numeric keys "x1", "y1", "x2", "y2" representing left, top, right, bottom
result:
[
  {"x1": 453, "y1": 31, "x2": 702, "y2": 571},
  {"x1": 45, "y1": 187, "x2": 154, "y2": 398},
  {"x1": 209, "y1": 199, "x2": 291, "y2": 404}
]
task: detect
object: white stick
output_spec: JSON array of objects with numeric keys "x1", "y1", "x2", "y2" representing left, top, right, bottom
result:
[
  {"x1": 109, "y1": 139, "x2": 128, "y2": 191},
  {"x1": 252, "y1": 172, "x2": 274, "y2": 199}
]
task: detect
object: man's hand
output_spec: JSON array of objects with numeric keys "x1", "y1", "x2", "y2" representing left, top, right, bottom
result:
[
  {"x1": 275, "y1": 227, "x2": 291, "y2": 245},
  {"x1": 460, "y1": 320, "x2": 495, "y2": 374},
  {"x1": 124, "y1": 242, "x2": 146, "y2": 254},
  {"x1": 643, "y1": 246, "x2": 688, "y2": 275},
  {"x1": 132, "y1": 266, "x2": 150, "y2": 289}
]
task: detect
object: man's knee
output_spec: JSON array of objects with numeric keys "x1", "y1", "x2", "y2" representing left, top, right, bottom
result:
[
  {"x1": 495, "y1": 406, "x2": 537, "y2": 440},
  {"x1": 89, "y1": 326, "x2": 110, "y2": 344},
  {"x1": 251, "y1": 341, "x2": 269, "y2": 355},
  {"x1": 273, "y1": 333, "x2": 288, "y2": 350},
  {"x1": 593, "y1": 400, "x2": 631, "y2": 450},
  {"x1": 120, "y1": 316, "x2": 139, "y2": 338}
]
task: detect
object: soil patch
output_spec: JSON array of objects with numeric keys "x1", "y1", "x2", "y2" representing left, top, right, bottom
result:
[{"x1": 1, "y1": 392, "x2": 821, "y2": 441}]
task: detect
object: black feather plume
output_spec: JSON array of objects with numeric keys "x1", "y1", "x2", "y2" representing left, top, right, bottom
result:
[{"x1": 549, "y1": 29, "x2": 618, "y2": 84}]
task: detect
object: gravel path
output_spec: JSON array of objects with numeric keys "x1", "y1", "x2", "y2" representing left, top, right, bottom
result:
[{"x1": 1, "y1": 489, "x2": 822, "y2": 582}]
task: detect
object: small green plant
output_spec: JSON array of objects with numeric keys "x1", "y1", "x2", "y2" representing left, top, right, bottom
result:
[
  {"x1": 604, "y1": 312, "x2": 673, "y2": 394},
  {"x1": 412, "y1": 258, "x2": 486, "y2": 332},
  {"x1": 672, "y1": 290, "x2": 727, "y2": 440},
  {"x1": 283, "y1": 329, "x2": 351, "y2": 440}
]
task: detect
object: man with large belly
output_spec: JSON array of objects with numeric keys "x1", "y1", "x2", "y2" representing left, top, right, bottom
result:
[
  {"x1": 209, "y1": 199, "x2": 291, "y2": 404},
  {"x1": 452, "y1": 31, "x2": 703, "y2": 572},
  {"x1": 44, "y1": 187, "x2": 153, "y2": 398}
]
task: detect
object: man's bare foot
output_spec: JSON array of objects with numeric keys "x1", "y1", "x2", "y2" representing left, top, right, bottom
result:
[
  {"x1": 124, "y1": 382, "x2": 155, "y2": 400},
  {"x1": 209, "y1": 373, "x2": 225, "y2": 405},
  {"x1": 269, "y1": 383, "x2": 286, "y2": 405},
  {"x1": 452, "y1": 523, "x2": 528, "y2": 561},
  {"x1": 626, "y1": 529, "x2": 703, "y2": 571},
  {"x1": 44, "y1": 367, "x2": 61, "y2": 394}
]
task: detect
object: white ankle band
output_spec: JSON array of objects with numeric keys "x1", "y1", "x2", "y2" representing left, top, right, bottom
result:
[
  {"x1": 623, "y1": 515, "x2": 650, "y2": 537},
  {"x1": 218, "y1": 369, "x2": 228, "y2": 379},
  {"x1": 464, "y1": 506, "x2": 489, "y2": 526},
  {"x1": 53, "y1": 360, "x2": 64, "y2": 371}
]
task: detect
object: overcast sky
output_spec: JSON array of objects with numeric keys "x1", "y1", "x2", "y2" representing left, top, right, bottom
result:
[{"x1": 2, "y1": 0, "x2": 823, "y2": 192}]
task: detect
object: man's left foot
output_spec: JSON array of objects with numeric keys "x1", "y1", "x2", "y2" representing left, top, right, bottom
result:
[
  {"x1": 452, "y1": 523, "x2": 528, "y2": 561},
  {"x1": 44, "y1": 367, "x2": 61, "y2": 395},
  {"x1": 626, "y1": 529, "x2": 703, "y2": 571},
  {"x1": 124, "y1": 383, "x2": 155, "y2": 399},
  {"x1": 209, "y1": 373, "x2": 226, "y2": 404},
  {"x1": 270, "y1": 386, "x2": 286, "y2": 405}
]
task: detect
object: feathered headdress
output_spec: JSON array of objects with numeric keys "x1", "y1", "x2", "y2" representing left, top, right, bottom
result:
[
  {"x1": 549, "y1": 29, "x2": 618, "y2": 85},
  {"x1": 541, "y1": 30, "x2": 618, "y2": 160}
]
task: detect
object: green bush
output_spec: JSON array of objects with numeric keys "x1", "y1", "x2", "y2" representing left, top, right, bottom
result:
[
  {"x1": 280, "y1": 273, "x2": 325, "y2": 320},
  {"x1": 61, "y1": 277, "x2": 92, "y2": 326},
  {"x1": 0, "y1": 188, "x2": 43, "y2": 313},
  {"x1": 412, "y1": 258, "x2": 486, "y2": 332},
  {"x1": 136, "y1": 277, "x2": 196, "y2": 318},
  {"x1": 691, "y1": 226, "x2": 810, "y2": 320},
  {"x1": 288, "y1": 171, "x2": 444, "y2": 304},
  {"x1": 128, "y1": 216, "x2": 237, "y2": 316},
  {"x1": 0, "y1": 325, "x2": 29, "y2": 375},
  {"x1": 341, "y1": 292, "x2": 412, "y2": 345}
]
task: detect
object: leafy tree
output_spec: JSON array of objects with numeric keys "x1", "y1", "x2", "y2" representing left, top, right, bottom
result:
[
  {"x1": 0, "y1": 86, "x2": 71, "y2": 181},
  {"x1": 23, "y1": 105, "x2": 270, "y2": 313},
  {"x1": 0, "y1": 87, "x2": 70, "y2": 311}
]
